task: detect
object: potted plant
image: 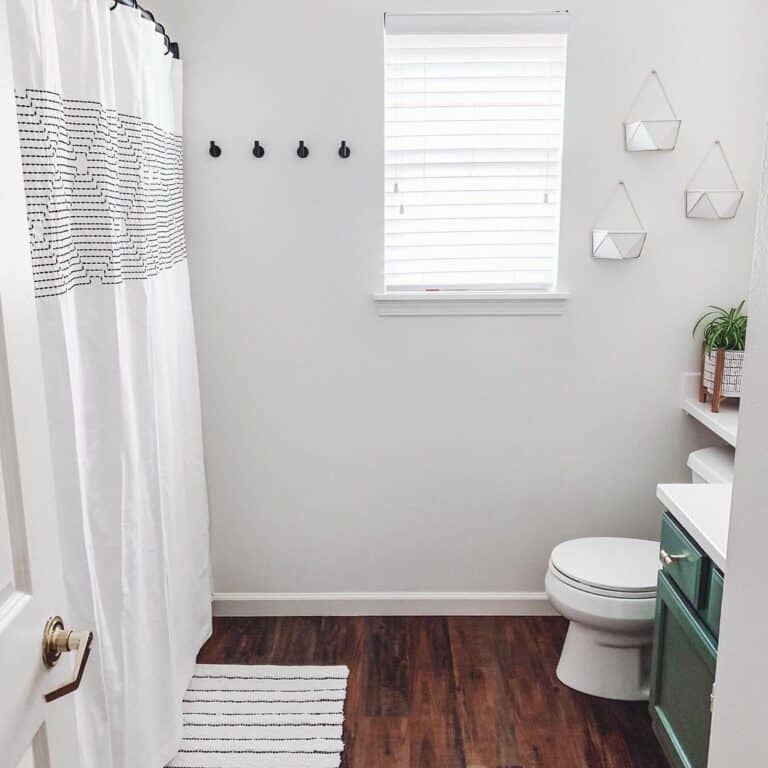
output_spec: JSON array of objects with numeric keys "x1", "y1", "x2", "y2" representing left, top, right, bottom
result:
[{"x1": 693, "y1": 301, "x2": 748, "y2": 413}]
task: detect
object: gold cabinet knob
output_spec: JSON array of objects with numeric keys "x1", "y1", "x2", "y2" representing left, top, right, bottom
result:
[{"x1": 659, "y1": 549, "x2": 687, "y2": 566}]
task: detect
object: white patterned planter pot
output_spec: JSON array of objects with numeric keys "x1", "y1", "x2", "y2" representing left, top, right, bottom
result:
[
  {"x1": 700, "y1": 348, "x2": 744, "y2": 413},
  {"x1": 703, "y1": 349, "x2": 744, "y2": 397}
]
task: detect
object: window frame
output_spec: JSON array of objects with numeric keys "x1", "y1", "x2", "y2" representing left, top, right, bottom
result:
[{"x1": 377, "y1": 11, "x2": 570, "y2": 316}]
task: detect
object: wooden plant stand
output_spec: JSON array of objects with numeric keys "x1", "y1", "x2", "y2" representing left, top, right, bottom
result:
[{"x1": 698, "y1": 344, "x2": 728, "y2": 413}]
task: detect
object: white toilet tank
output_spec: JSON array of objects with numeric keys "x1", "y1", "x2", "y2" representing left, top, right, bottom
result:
[{"x1": 688, "y1": 446, "x2": 735, "y2": 484}]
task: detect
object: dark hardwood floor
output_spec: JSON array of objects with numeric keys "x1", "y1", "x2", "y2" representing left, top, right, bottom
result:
[{"x1": 198, "y1": 616, "x2": 668, "y2": 768}]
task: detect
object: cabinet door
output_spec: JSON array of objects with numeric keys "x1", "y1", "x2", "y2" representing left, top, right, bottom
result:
[{"x1": 650, "y1": 572, "x2": 717, "y2": 768}]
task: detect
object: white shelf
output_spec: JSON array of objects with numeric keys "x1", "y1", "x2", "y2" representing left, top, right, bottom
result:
[{"x1": 681, "y1": 372, "x2": 738, "y2": 447}]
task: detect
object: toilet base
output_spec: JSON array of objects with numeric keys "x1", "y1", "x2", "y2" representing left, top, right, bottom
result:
[{"x1": 556, "y1": 620, "x2": 652, "y2": 701}]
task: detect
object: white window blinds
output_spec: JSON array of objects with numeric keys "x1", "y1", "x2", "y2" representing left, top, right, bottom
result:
[{"x1": 384, "y1": 12, "x2": 568, "y2": 291}]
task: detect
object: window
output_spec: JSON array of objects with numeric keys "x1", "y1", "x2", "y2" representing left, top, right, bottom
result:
[{"x1": 383, "y1": 12, "x2": 569, "y2": 302}]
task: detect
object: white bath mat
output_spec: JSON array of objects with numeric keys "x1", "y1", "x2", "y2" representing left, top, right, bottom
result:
[{"x1": 167, "y1": 665, "x2": 349, "y2": 768}]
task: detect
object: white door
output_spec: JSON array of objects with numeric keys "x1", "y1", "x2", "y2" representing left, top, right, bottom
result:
[{"x1": 0, "y1": 4, "x2": 88, "y2": 767}]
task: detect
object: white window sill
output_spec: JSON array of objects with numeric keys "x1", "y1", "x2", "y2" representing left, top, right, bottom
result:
[{"x1": 373, "y1": 289, "x2": 570, "y2": 317}]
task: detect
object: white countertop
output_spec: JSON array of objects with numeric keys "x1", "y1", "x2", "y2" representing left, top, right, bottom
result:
[{"x1": 656, "y1": 483, "x2": 732, "y2": 572}]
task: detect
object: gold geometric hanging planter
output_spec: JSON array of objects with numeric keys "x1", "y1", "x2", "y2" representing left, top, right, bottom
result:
[
  {"x1": 623, "y1": 70, "x2": 681, "y2": 152},
  {"x1": 625, "y1": 120, "x2": 681, "y2": 152},
  {"x1": 685, "y1": 141, "x2": 744, "y2": 220},
  {"x1": 686, "y1": 190, "x2": 744, "y2": 220},
  {"x1": 592, "y1": 182, "x2": 647, "y2": 260},
  {"x1": 592, "y1": 230, "x2": 647, "y2": 260}
]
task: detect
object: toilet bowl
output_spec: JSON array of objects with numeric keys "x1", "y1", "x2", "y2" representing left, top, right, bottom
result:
[{"x1": 545, "y1": 537, "x2": 660, "y2": 701}]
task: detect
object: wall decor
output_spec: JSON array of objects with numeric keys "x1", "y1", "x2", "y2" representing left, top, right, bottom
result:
[
  {"x1": 623, "y1": 70, "x2": 681, "y2": 152},
  {"x1": 209, "y1": 140, "x2": 222, "y2": 158},
  {"x1": 252, "y1": 140, "x2": 265, "y2": 158},
  {"x1": 685, "y1": 140, "x2": 744, "y2": 219},
  {"x1": 592, "y1": 182, "x2": 647, "y2": 260}
]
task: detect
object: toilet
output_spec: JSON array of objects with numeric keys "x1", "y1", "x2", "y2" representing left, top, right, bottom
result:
[{"x1": 545, "y1": 537, "x2": 660, "y2": 701}]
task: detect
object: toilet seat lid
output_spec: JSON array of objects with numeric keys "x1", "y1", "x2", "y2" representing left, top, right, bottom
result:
[{"x1": 550, "y1": 537, "x2": 660, "y2": 593}]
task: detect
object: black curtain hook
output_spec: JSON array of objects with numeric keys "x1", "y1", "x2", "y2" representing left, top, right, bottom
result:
[
  {"x1": 338, "y1": 140, "x2": 351, "y2": 159},
  {"x1": 209, "y1": 140, "x2": 222, "y2": 158},
  {"x1": 253, "y1": 140, "x2": 265, "y2": 159},
  {"x1": 297, "y1": 140, "x2": 309, "y2": 159}
]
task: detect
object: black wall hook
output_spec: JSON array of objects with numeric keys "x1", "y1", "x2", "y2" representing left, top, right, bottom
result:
[
  {"x1": 297, "y1": 140, "x2": 310, "y2": 159},
  {"x1": 209, "y1": 140, "x2": 222, "y2": 158},
  {"x1": 338, "y1": 140, "x2": 351, "y2": 159},
  {"x1": 252, "y1": 141, "x2": 265, "y2": 159}
]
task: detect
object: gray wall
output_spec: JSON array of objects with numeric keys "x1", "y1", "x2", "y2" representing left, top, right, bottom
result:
[{"x1": 153, "y1": 0, "x2": 768, "y2": 608}]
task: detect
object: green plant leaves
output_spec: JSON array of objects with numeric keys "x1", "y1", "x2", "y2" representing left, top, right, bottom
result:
[{"x1": 692, "y1": 301, "x2": 748, "y2": 354}]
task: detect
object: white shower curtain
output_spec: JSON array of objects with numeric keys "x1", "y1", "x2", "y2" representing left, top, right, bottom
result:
[{"x1": 6, "y1": 2, "x2": 212, "y2": 767}]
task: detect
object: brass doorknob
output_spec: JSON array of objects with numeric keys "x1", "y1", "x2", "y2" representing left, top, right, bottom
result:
[{"x1": 42, "y1": 616, "x2": 94, "y2": 703}]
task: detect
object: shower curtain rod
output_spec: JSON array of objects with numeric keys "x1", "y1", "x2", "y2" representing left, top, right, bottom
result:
[{"x1": 110, "y1": 0, "x2": 180, "y2": 59}]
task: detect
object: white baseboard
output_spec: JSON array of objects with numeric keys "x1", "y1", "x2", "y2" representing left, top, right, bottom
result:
[{"x1": 212, "y1": 591, "x2": 556, "y2": 617}]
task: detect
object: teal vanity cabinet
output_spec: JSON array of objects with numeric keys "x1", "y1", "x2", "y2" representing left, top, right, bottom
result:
[{"x1": 649, "y1": 512, "x2": 723, "y2": 768}]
